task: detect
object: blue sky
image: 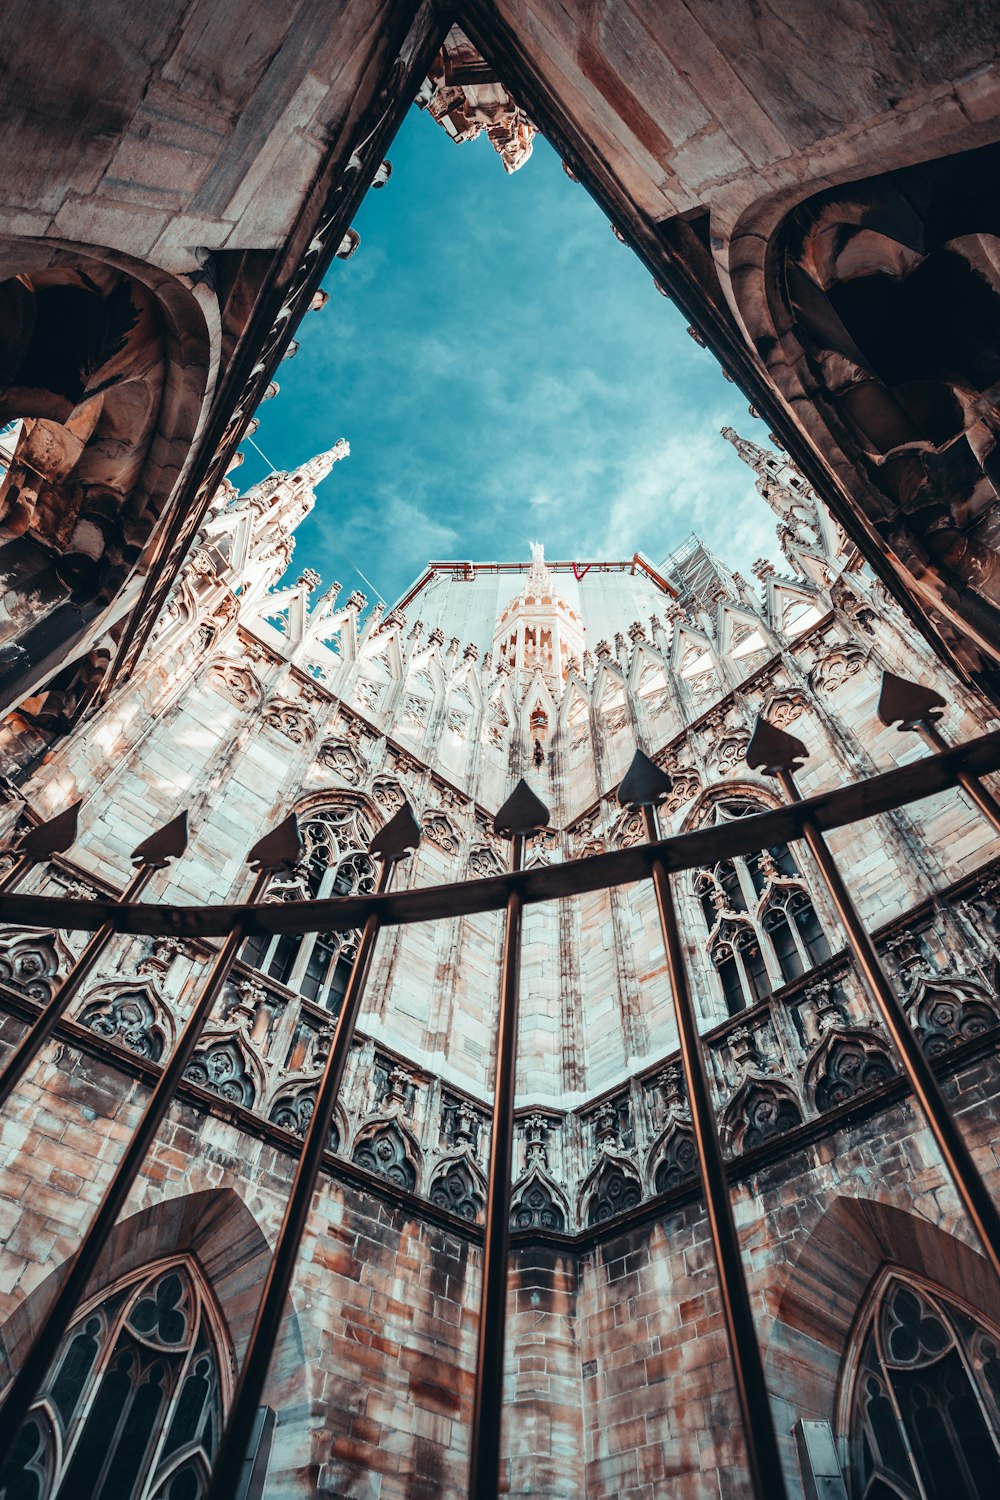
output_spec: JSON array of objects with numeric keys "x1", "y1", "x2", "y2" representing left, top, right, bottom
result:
[{"x1": 239, "y1": 106, "x2": 782, "y2": 608}]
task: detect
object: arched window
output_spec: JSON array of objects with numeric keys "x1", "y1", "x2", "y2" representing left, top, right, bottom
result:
[
  {"x1": 0, "y1": 1260, "x2": 228, "y2": 1500},
  {"x1": 240, "y1": 803, "x2": 376, "y2": 1014},
  {"x1": 847, "y1": 1273, "x2": 1000, "y2": 1499},
  {"x1": 693, "y1": 796, "x2": 831, "y2": 1012}
]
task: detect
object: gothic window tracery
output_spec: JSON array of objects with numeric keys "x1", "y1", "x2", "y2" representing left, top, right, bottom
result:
[
  {"x1": 693, "y1": 797, "x2": 831, "y2": 1014},
  {"x1": 847, "y1": 1275, "x2": 1000, "y2": 1499},
  {"x1": 240, "y1": 803, "x2": 375, "y2": 1014},
  {"x1": 0, "y1": 1261, "x2": 227, "y2": 1500},
  {"x1": 428, "y1": 1161, "x2": 483, "y2": 1221},
  {"x1": 351, "y1": 1123, "x2": 417, "y2": 1192}
]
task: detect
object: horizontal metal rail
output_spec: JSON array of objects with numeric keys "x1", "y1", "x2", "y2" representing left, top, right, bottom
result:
[{"x1": 2, "y1": 729, "x2": 999, "y2": 940}]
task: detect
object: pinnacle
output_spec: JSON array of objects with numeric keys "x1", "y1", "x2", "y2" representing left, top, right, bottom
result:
[{"x1": 297, "y1": 438, "x2": 350, "y2": 489}]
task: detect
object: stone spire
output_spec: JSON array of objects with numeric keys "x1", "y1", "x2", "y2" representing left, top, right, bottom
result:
[
  {"x1": 295, "y1": 438, "x2": 350, "y2": 490},
  {"x1": 721, "y1": 426, "x2": 774, "y2": 479},
  {"x1": 722, "y1": 427, "x2": 821, "y2": 547},
  {"x1": 524, "y1": 540, "x2": 554, "y2": 597}
]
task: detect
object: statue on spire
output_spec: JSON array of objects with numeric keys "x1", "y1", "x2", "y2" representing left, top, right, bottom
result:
[
  {"x1": 296, "y1": 438, "x2": 350, "y2": 490},
  {"x1": 525, "y1": 540, "x2": 553, "y2": 596}
]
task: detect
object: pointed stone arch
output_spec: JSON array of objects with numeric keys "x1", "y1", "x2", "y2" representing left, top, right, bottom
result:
[
  {"x1": 763, "y1": 1195, "x2": 1000, "y2": 1464},
  {"x1": 802, "y1": 1027, "x2": 896, "y2": 1114},
  {"x1": 266, "y1": 1075, "x2": 347, "y2": 1155},
  {"x1": 427, "y1": 1152, "x2": 487, "y2": 1223},
  {"x1": 184, "y1": 1027, "x2": 267, "y2": 1110},
  {"x1": 350, "y1": 1118, "x2": 420, "y2": 1194},
  {"x1": 646, "y1": 1120, "x2": 697, "y2": 1196},
  {"x1": 580, "y1": 1154, "x2": 643, "y2": 1227},
  {"x1": 510, "y1": 1165, "x2": 570, "y2": 1233},
  {"x1": 721, "y1": 1076, "x2": 803, "y2": 1156},
  {"x1": 904, "y1": 975, "x2": 1000, "y2": 1056},
  {"x1": 0, "y1": 928, "x2": 67, "y2": 1004},
  {"x1": 78, "y1": 978, "x2": 175, "y2": 1063}
]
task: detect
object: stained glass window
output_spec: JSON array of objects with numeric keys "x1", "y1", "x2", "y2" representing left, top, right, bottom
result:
[
  {"x1": 240, "y1": 802, "x2": 376, "y2": 1013},
  {"x1": 0, "y1": 1261, "x2": 228, "y2": 1500},
  {"x1": 848, "y1": 1274, "x2": 1000, "y2": 1498}
]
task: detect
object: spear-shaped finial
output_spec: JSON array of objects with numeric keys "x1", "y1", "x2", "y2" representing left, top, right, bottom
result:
[
  {"x1": 131, "y1": 811, "x2": 190, "y2": 869},
  {"x1": 877, "y1": 670, "x2": 946, "y2": 731},
  {"x1": 494, "y1": 779, "x2": 551, "y2": 840},
  {"x1": 17, "y1": 800, "x2": 82, "y2": 861},
  {"x1": 369, "y1": 800, "x2": 422, "y2": 861},
  {"x1": 618, "y1": 749, "x2": 673, "y2": 810},
  {"x1": 746, "y1": 715, "x2": 808, "y2": 777},
  {"x1": 247, "y1": 813, "x2": 303, "y2": 872}
]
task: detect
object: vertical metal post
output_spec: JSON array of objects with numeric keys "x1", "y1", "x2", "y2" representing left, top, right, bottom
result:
[
  {"x1": 0, "y1": 812, "x2": 190, "y2": 1112},
  {"x1": 877, "y1": 670, "x2": 1000, "y2": 835},
  {"x1": 0, "y1": 813, "x2": 302, "y2": 1471},
  {"x1": 747, "y1": 716, "x2": 1000, "y2": 1280},
  {"x1": 618, "y1": 749, "x2": 789, "y2": 1500},
  {"x1": 469, "y1": 778, "x2": 550, "y2": 1500},
  {"x1": 0, "y1": 799, "x2": 82, "y2": 896},
  {"x1": 204, "y1": 803, "x2": 421, "y2": 1500}
]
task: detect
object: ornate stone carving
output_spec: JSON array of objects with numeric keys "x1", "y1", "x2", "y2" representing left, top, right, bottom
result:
[
  {"x1": 585, "y1": 1160, "x2": 642, "y2": 1226},
  {"x1": 317, "y1": 739, "x2": 365, "y2": 785},
  {"x1": 351, "y1": 1123, "x2": 417, "y2": 1191},
  {"x1": 652, "y1": 1127, "x2": 697, "y2": 1194},
  {"x1": 906, "y1": 977, "x2": 999, "y2": 1055},
  {"x1": 468, "y1": 844, "x2": 504, "y2": 878},
  {"x1": 805, "y1": 1030, "x2": 895, "y2": 1112},
  {"x1": 429, "y1": 1160, "x2": 483, "y2": 1221},
  {"x1": 80, "y1": 986, "x2": 167, "y2": 1062},
  {"x1": 208, "y1": 660, "x2": 262, "y2": 708},
  {"x1": 510, "y1": 1170, "x2": 567, "y2": 1232},
  {"x1": 372, "y1": 776, "x2": 406, "y2": 814},
  {"x1": 809, "y1": 641, "x2": 867, "y2": 693},
  {"x1": 0, "y1": 932, "x2": 61, "y2": 1003},
  {"x1": 263, "y1": 698, "x2": 314, "y2": 743},
  {"x1": 184, "y1": 1038, "x2": 258, "y2": 1107},
  {"x1": 422, "y1": 810, "x2": 460, "y2": 855},
  {"x1": 723, "y1": 1078, "x2": 803, "y2": 1155},
  {"x1": 269, "y1": 1087, "x2": 340, "y2": 1152}
]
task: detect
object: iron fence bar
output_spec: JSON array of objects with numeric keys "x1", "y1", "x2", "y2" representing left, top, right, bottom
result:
[
  {"x1": 0, "y1": 800, "x2": 81, "y2": 895},
  {"x1": 0, "y1": 811, "x2": 303, "y2": 1474},
  {"x1": 3, "y1": 729, "x2": 999, "y2": 943},
  {"x1": 618, "y1": 750, "x2": 789, "y2": 1500},
  {"x1": 204, "y1": 804, "x2": 421, "y2": 1500},
  {"x1": 0, "y1": 862, "x2": 155, "y2": 1111},
  {"x1": 877, "y1": 671, "x2": 1000, "y2": 836},
  {"x1": 470, "y1": 839, "x2": 524, "y2": 1500},
  {"x1": 0, "y1": 811, "x2": 189, "y2": 1111},
  {"x1": 469, "y1": 778, "x2": 549, "y2": 1500},
  {"x1": 747, "y1": 717, "x2": 1000, "y2": 1281}
]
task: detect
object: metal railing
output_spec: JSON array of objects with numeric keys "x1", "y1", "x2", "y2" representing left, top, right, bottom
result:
[{"x1": 0, "y1": 673, "x2": 997, "y2": 1499}]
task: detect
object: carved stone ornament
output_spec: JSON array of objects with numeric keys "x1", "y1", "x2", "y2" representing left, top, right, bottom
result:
[
  {"x1": 0, "y1": 932, "x2": 61, "y2": 1003},
  {"x1": 209, "y1": 660, "x2": 262, "y2": 708},
  {"x1": 184, "y1": 1037, "x2": 258, "y2": 1107},
  {"x1": 585, "y1": 1159, "x2": 642, "y2": 1226},
  {"x1": 804, "y1": 1029, "x2": 895, "y2": 1112},
  {"x1": 351, "y1": 1122, "x2": 417, "y2": 1191},
  {"x1": 372, "y1": 776, "x2": 406, "y2": 814},
  {"x1": 764, "y1": 691, "x2": 806, "y2": 729},
  {"x1": 263, "y1": 699, "x2": 314, "y2": 744},
  {"x1": 422, "y1": 809, "x2": 461, "y2": 855},
  {"x1": 810, "y1": 641, "x2": 867, "y2": 693},
  {"x1": 722, "y1": 1078, "x2": 803, "y2": 1156},
  {"x1": 429, "y1": 1159, "x2": 484, "y2": 1221},
  {"x1": 652, "y1": 1126, "x2": 697, "y2": 1194},
  {"x1": 468, "y1": 844, "x2": 504, "y2": 878},
  {"x1": 317, "y1": 739, "x2": 365, "y2": 785},
  {"x1": 80, "y1": 986, "x2": 167, "y2": 1062},
  {"x1": 905, "y1": 977, "x2": 999, "y2": 1056},
  {"x1": 269, "y1": 1087, "x2": 340, "y2": 1152},
  {"x1": 510, "y1": 1168, "x2": 567, "y2": 1231}
]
